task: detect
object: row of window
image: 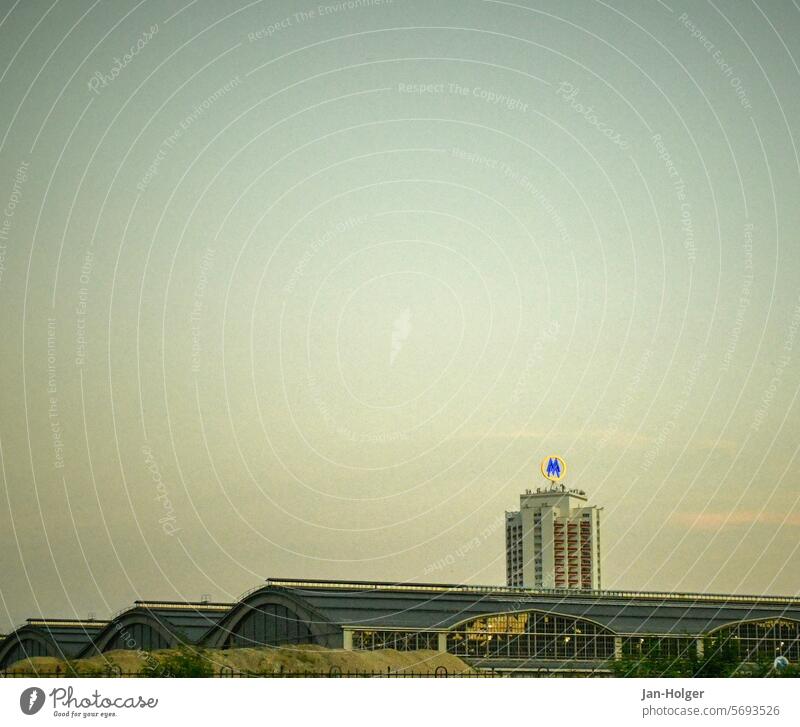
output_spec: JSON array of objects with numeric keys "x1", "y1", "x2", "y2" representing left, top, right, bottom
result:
[
  {"x1": 450, "y1": 613, "x2": 612, "y2": 636},
  {"x1": 350, "y1": 617, "x2": 800, "y2": 664},
  {"x1": 448, "y1": 632, "x2": 616, "y2": 660},
  {"x1": 712, "y1": 620, "x2": 800, "y2": 662},
  {"x1": 718, "y1": 637, "x2": 800, "y2": 661},
  {"x1": 351, "y1": 631, "x2": 439, "y2": 651},
  {"x1": 622, "y1": 637, "x2": 696, "y2": 659}
]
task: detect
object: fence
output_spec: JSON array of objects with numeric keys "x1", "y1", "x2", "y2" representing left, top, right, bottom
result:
[{"x1": 1, "y1": 665, "x2": 501, "y2": 678}]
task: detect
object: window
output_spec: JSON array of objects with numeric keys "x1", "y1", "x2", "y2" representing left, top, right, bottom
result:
[
  {"x1": 446, "y1": 611, "x2": 616, "y2": 660},
  {"x1": 351, "y1": 630, "x2": 438, "y2": 651},
  {"x1": 622, "y1": 636, "x2": 695, "y2": 659},
  {"x1": 709, "y1": 619, "x2": 800, "y2": 662}
]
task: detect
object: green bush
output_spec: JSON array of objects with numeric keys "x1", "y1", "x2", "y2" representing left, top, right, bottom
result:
[
  {"x1": 611, "y1": 638, "x2": 800, "y2": 678},
  {"x1": 140, "y1": 647, "x2": 214, "y2": 678}
]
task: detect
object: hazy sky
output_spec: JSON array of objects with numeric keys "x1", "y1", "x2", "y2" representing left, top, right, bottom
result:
[{"x1": 1, "y1": 0, "x2": 799, "y2": 629}]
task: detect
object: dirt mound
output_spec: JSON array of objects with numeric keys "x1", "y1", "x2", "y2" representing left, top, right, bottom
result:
[
  {"x1": 5, "y1": 645, "x2": 472, "y2": 676},
  {"x1": 206, "y1": 645, "x2": 472, "y2": 675}
]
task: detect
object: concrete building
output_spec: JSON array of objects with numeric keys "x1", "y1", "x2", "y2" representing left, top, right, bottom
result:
[{"x1": 506, "y1": 485, "x2": 602, "y2": 589}]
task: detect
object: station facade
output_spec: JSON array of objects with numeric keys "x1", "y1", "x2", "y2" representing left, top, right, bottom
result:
[{"x1": 2, "y1": 578, "x2": 799, "y2": 673}]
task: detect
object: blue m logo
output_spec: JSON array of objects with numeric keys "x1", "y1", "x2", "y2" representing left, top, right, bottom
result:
[{"x1": 546, "y1": 458, "x2": 561, "y2": 478}]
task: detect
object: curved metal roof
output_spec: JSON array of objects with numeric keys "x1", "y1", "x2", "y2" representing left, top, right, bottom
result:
[
  {"x1": 0, "y1": 619, "x2": 108, "y2": 668},
  {"x1": 83, "y1": 601, "x2": 233, "y2": 654},
  {"x1": 248, "y1": 579, "x2": 800, "y2": 636},
  {"x1": 4, "y1": 576, "x2": 800, "y2": 663}
]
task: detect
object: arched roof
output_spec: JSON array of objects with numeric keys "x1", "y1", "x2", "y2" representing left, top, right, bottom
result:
[
  {"x1": 203, "y1": 588, "x2": 335, "y2": 648},
  {"x1": 82, "y1": 601, "x2": 232, "y2": 656},
  {"x1": 0, "y1": 620, "x2": 107, "y2": 669},
  {"x1": 6, "y1": 578, "x2": 800, "y2": 658},
  {"x1": 238, "y1": 579, "x2": 800, "y2": 636}
]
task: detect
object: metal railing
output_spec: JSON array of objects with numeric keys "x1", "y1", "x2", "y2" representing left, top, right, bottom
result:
[
  {"x1": 0, "y1": 665, "x2": 499, "y2": 679},
  {"x1": 263, "y1": 578, "x2": 800, "y2": 606}
]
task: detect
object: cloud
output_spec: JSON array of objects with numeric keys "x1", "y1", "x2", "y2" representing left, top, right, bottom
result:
[
  {"x1": 462, "y1": 428, "x2": 737, "y2": 453},
  {"x1": 671, "y1": 511, "x2": 800, "y2": 530}
]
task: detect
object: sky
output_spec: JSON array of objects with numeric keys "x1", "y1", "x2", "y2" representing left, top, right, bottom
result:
[{"x1": 0, "y1": 0, "x2": 799, "y2": 629}]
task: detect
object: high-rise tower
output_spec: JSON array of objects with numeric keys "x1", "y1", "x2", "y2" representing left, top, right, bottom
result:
[{"x1": 505, "y1": 457, "x2": 602, "y2": 589}]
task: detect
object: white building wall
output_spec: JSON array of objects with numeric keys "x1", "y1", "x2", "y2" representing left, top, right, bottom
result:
[{"x1": 505, "y1": 486, "x2": 602, "y2": 590}]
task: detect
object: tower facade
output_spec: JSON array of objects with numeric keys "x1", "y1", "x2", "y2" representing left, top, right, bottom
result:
[{"x1": 505, "y1": 484, "x2": 602, "y2": 590}]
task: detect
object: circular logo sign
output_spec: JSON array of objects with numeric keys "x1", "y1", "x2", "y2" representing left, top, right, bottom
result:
[
  {"x1": 20, "y1": 687, "x2": 45, "y2": 716},
  {"x1": 541, "y1": 456, "x2": 567, "y2": 482}
]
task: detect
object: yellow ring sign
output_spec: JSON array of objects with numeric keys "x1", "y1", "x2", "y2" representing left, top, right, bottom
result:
[{"x1": 541, "y1": 456, "x2": 567, "y2": 482}]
